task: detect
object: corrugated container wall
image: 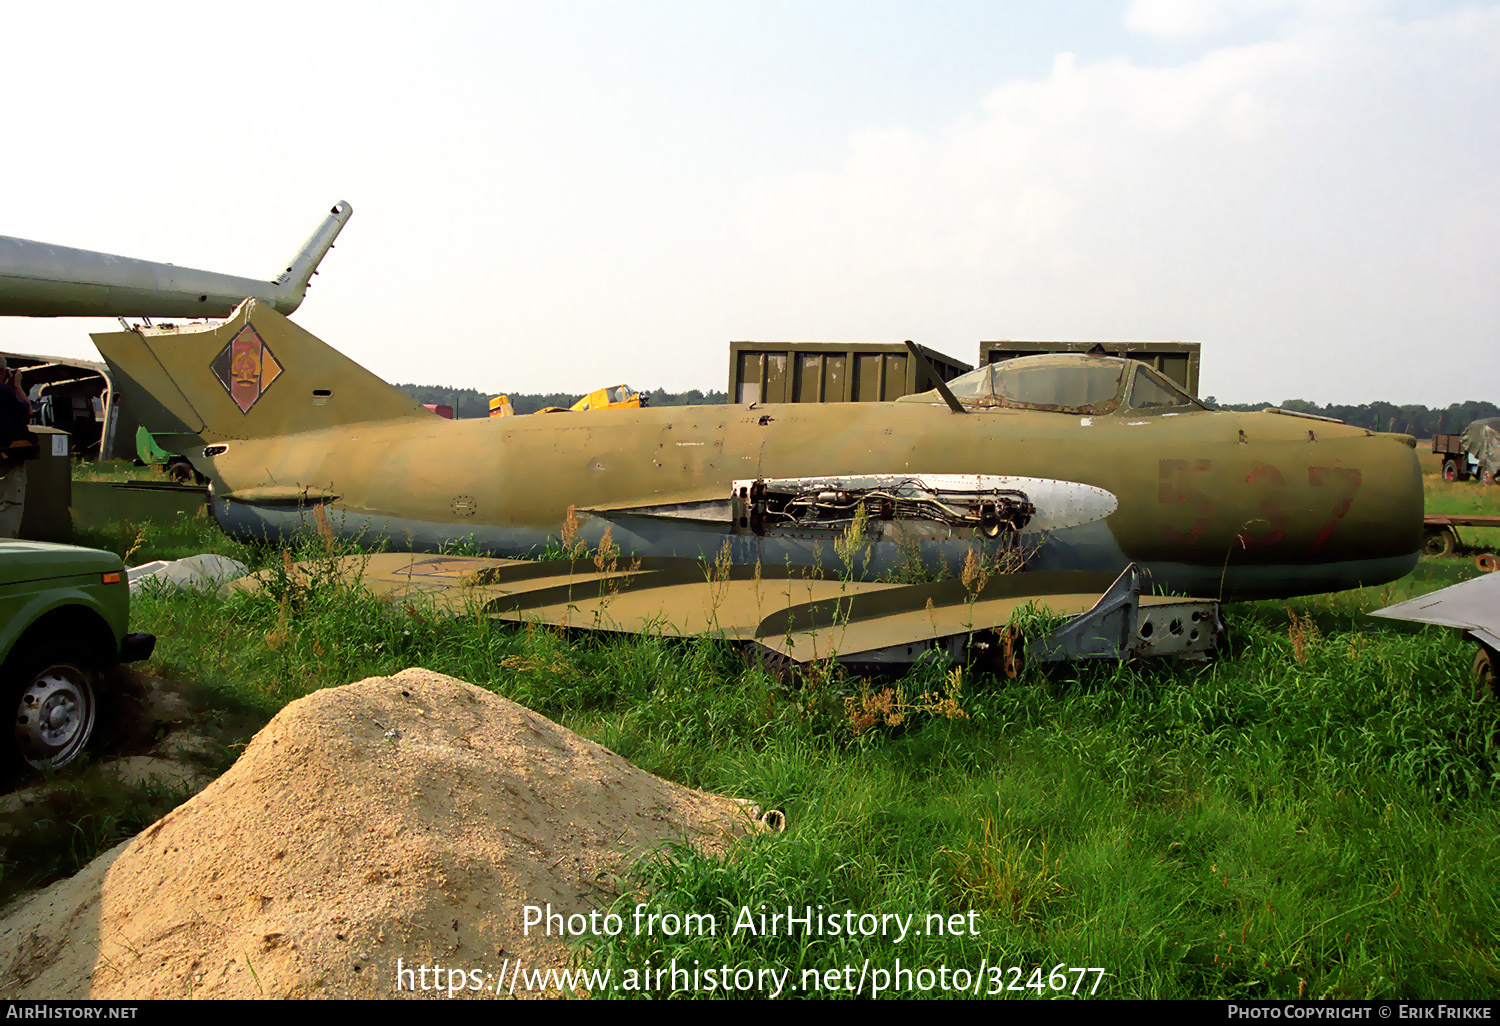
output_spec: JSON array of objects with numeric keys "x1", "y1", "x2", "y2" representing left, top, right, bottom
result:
[{"x1": 729, "y1": 342, "x2": 972, "y2": 404}]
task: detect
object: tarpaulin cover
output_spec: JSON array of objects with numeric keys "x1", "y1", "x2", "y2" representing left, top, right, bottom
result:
[{"x1": 1462, "y1": 418, "x2": 1500, "y2": 475}]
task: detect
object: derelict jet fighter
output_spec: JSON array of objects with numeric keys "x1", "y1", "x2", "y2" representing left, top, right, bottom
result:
[{"x1": 91, "y1": 300, "x2": 1423, "y2": 601}]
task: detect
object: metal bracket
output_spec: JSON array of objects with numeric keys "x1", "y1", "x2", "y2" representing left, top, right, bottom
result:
[{"x1": 1028, "y1": 564, "x2": 1221, "y2": 662}]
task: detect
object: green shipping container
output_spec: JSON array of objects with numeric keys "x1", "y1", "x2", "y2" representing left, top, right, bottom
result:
[{"x1": 728, "y1": 342, "x2": 972, "y2": 405}]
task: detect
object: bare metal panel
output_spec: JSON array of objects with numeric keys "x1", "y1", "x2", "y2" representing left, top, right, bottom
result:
[
  {"x1": 0, "y1": 202, "x2": 351, "y2": 319},
  {"x1": 1371, "y1": 572, "x2": 1500, "y2": 651}
]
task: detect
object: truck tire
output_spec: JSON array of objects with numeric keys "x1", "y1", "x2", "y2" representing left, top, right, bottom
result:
[{"x1": 5, "y1": 642, "x2": 100, "y2": 773}]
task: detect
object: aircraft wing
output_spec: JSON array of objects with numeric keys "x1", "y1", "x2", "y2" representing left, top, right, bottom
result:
[
  {"x1": 223, "y1": 555, "x2": 1222, "y2": 670},
  {"x1": 1370, "y1": 572, "x2": 1500, "y2": 651}
]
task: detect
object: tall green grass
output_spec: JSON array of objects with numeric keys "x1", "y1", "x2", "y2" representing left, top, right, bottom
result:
[
  {"x1": 122, "y1": 534, "x2": 1500, "y2": 999},
  {"x1": 569, "y1": 598, "x2": 1499, "y2": 999},
  {"x1": 17, "y1": 485, "x2": 1498, "y2": 999},
  {"x1": 1422, "y1": 469, "x2": 1500, "y2": 551}
]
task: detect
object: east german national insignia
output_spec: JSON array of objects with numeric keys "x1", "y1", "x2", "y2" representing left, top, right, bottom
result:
[{"x1": 211, "y1": 324, "x2": 283, "y2": 413}]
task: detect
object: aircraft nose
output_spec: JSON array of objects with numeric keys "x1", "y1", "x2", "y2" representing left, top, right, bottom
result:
[{"x1": 1329, "y1": 431, "x2": 1424, "y2": 563}]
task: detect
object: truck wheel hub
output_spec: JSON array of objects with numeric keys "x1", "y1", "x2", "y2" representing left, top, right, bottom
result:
[{"x1": 15, "y1": 670, "x2": 95, "y2": 766}]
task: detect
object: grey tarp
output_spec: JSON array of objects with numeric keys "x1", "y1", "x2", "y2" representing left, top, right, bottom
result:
[{"x1": 1462, "y1": 418, "x2": 1500, "y2": 479}]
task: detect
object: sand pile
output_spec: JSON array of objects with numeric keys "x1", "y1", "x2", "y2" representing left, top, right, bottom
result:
[{"x1": 0, "y1": 668, "x2": 761, "y2": 999}]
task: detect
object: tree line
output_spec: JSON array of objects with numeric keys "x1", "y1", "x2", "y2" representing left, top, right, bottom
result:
[
  {"x1": 1208, "y1": 398, "x2": 1499, "y2": 437},
  {"x1": 397, "y1": 380, "x2": 1495, "y2": 437}
]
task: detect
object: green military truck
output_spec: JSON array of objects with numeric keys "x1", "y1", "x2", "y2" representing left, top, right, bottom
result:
[
  {"x1": 135, "y1": 425, "x2": 206, "y2": 484},
  {"x1": 1433, "y1": 419, "x2": 1500, "y2": 484},
  {"x1": 0, "y1": 540, "x2": 155, "y2": 773}
]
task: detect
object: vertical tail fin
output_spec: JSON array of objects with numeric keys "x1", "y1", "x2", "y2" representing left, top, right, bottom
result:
[{"x1": 92, "y1": 298, "x2": 431, "y2": 454}]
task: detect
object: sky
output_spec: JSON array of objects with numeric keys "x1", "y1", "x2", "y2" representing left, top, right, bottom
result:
[{"x1": 2, "y1": 0, "x2": 1495, "y2": 406}]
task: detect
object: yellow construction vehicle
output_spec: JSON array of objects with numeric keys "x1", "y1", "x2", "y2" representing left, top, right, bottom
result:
[
  {"x1": 570, "y1": 384, "x2": 648, "y2": 412},
  {"x1": 490, "y1": 385, "x2": 648, "y2": 416}
]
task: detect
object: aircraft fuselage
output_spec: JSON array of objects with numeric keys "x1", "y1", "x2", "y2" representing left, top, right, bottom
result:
[{"x1": 204, "y1": 399, "x2": 1422, "y2": 600}]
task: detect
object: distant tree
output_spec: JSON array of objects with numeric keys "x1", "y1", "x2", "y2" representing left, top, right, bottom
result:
[
  {"x1": 392, "y1": 383, "x2": 491, "y2": 418},
  {"x1": 646, "y1": 387, "x2": 728, "y2": 407},
  {"x1": 1213, "y1": 398, "x2": 1500, "y2": 435}
]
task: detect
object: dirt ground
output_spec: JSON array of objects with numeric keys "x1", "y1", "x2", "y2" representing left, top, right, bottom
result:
[
  {"x1": 0, "y1": 668, "x2": 225, "y2": 828},
  {"x1": 0, "y1": 668, "x2": 767, "y2": 999}
]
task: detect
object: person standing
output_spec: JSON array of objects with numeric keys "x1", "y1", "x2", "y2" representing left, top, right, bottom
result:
[{"x1": 0, "y1": 357, "x2": 34, "y2": 538}]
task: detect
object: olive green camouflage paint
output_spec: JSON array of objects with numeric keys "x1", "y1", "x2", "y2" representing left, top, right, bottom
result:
[{"x1": 92, "y1": 301, "x2": 1422, "y2": 601}]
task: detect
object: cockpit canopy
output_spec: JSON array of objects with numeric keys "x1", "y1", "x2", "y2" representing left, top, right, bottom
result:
[{"x1": 897, "y1": 353, "x2": 1208, "y2": 415}]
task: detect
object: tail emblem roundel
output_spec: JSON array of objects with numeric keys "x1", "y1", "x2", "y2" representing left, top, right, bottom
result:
[{"x1": 211, "y1": 324, "x2": 284, "y2": 414}]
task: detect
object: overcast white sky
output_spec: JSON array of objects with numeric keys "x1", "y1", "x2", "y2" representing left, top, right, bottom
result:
[{"x1": 2, "y1": 0, "x2": 1495, "y2": 405}]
